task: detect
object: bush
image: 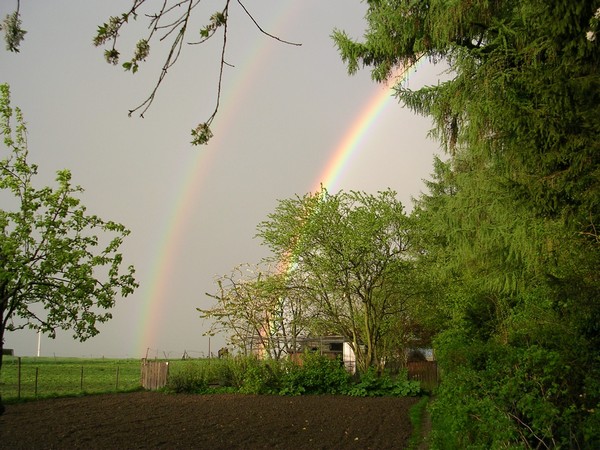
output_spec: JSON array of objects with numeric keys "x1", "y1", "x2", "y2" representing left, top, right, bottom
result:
[
  {"x1": 346, "y1": 367, "x2": 421, "y2": 397},
  {"x1": 430, "y1": 329, "x2": 600, "y2": 449},
  {"x1": 166, "y1": 364, "x2": 208, "y2": 394},
  {"x1": 165, "y1": 355, "x2": 426, "y2": 399},
  {"x1": 237, "y1": 357, "x2": 281, "y2": 395},
  {"x1": 204, "y1": 358, "x2": 242, "y2": 388},
  {"x1": 279, "y1": 352, "x2": 351, "y2": 395}
]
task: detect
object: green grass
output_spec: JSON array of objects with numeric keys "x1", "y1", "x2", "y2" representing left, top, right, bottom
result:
[
  {"x1": 166, "y1": 358, "x2": 213, "y2": 373},
  {"x1": 0, "y1": 356, "x2": 143, "y2": 401},
  {"x1": 0, "y1": 356, "x2": 218, "y2": 402},
  {"x1": 407, "y1": 395, "x2": 430, "y2": 450}
]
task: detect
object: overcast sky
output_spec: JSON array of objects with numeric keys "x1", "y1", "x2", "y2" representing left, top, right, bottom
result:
[{"x1": 1, "y1": 1, "x2": 444, "y2": 359}]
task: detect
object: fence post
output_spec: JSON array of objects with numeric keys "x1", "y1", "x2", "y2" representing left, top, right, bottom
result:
[
  {"x1": 80, "y1": 366, "x2": 84, "y2": 392},
  {"x1": 17, "y1": 357, "x2": 21, "y2": 400}
]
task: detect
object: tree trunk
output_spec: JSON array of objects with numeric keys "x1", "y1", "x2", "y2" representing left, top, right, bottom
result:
[{"x1": 0, "y1": 310, "x2": 5, "y2": 416}]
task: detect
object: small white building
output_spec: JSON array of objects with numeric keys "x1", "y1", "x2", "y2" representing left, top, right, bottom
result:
[{"x1": 291, "y1": 336, "x2": 357, "y2": 374}]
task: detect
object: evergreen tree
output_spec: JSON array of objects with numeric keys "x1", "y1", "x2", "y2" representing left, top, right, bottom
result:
[{"x1": 335, "y1": 1, "x2": 600, "y2": 447}]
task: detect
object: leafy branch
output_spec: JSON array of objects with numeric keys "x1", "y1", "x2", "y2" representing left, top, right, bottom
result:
[{"x1": 0, "y1": 0, "x2": 26, "y2": 52}]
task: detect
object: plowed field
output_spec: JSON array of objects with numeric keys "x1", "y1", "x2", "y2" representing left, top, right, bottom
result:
[{"x1": 1, "y1": 392, "x2": 418, "y2": 449}]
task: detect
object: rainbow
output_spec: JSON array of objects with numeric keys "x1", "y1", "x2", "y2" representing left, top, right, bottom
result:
[
  {"x1": 133, "y1": 149, "x2": 212, "y2": 358},
  {"x1": 313, "y1": 62, "x2": 420, "y2": 193},
  {"x1": 133, "y1": 6, "x2": 421, "y2": 356},
  {"x1": 133, "y1": 3, "x2": 302, "y2": 356},
  {"x1": 276, "y1": 61, "x2": 423, "y2": 276}
]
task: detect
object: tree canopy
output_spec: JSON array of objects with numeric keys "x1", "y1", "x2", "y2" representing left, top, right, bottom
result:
[
  {"x1": 212, "y1": 188, "x2": 424, "y2": 373},
  {"x1": 0, "y1": 84, "x2": 138, "y2": 377}
]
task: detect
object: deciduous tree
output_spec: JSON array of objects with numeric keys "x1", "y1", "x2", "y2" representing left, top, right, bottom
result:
[
  {"x1": 257, "y1": 188, "x2": 420, "y2": 373},
  {"x1": 0, "y1": 84, "x2": 138, "y2": 412},
  {"x1": 200, "y1": 263, "x2": 311, "y2": 359}
]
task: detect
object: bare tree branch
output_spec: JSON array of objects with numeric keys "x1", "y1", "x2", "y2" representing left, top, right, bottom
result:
[
  {"x1": 236, "y1": 0, "x2": 301, "y2": 47},
  {"x1": 94, "y1": 0, "x2": 302, "y2": 145},
  {"x1": 128, "y1": 0, "x2": 197, "y2": 119}
]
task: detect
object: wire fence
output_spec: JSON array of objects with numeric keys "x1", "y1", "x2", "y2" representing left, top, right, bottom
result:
[{"x1": 0, "y1": 357, "x2": 142, "y2": 401}]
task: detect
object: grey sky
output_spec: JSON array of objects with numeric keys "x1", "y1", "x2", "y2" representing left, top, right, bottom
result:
[{"x1": 1, "y1": 1, "x2": 443, "y2": 358}]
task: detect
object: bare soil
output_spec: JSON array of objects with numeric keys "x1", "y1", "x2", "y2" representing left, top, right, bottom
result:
[{"x1": 0, "y1": 391, "x2": 419, "y2": 449}]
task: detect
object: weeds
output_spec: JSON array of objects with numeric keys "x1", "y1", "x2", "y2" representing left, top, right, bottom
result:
[{"x1": 166, "y1": 353, "x2": 422, "y2": 397}]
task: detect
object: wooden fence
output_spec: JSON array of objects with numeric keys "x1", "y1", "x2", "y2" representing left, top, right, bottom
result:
[
  {"x1": 141, "y1": 359, "x2": 169, "y2": 390},
  {"x1": 407, "y1": 361, "x2": 439, "y2": 390}
]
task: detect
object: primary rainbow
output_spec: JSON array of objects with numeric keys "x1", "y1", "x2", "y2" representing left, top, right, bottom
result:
[
  {"x1": 274, "y1": 61, "x2": 423, "y2": 277},
  {"x1": 313, "y1": 62, "x2": 420, "y2": 193},
  {"x1": 133, "y1": 3, "x2": 421, "y2": 356}
]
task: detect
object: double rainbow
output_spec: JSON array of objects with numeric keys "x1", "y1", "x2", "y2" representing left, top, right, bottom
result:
[{"x1": 134, "y1": 35, "x2": 421, "y2": 357}]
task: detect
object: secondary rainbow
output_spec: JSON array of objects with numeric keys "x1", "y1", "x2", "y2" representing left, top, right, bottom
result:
[
  {"x1": 134, "y1": 5, "x2": 421, "y2": 355},
  {"x1": 133, "y1": 3, "x2": 303, "y2": 357}
]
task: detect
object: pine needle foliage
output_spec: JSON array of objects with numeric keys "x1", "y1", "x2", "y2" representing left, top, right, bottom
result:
[{"x1": 335, "y1": 1, "x2": 600, "y2": 447}]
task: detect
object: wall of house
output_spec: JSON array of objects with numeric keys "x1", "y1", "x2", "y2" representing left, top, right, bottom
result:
[{"x1": 343, "y1": 342, "x2": 356, "y2": 374}]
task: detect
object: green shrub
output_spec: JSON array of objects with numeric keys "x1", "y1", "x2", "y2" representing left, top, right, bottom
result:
[
  {"x1": 166, "y1": 364, "x2": 207, "y2": 394},
  {"x1": 347, "y1": 367, "x2": 421, "y2": 397},
  {"x1": 203, "y1": 358, "x2": 239, "y2": 388},
  {"x1": 429, "y1": 329, "x2": 600, "y2": 449},
  {"x1": 237, "y1": 357, "x2": 281, "y2": 394},
  {"x1": 428, "y1": 366, "x2": 517, "y2": 450},
  {"x1": 279, "y1": 352, "x2": 351, "y2": 395},
  {"x1": 167, "y1": 355, "x2": 424, "y2": 398}
]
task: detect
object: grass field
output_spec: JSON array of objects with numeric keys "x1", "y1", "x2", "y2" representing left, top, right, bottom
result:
[
  {"x1": 0, "y1": 356, "x2": 216, "y2": 401},
  {"x1": 0, "y1": 357, "x2": 142, "y2": 401}
]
